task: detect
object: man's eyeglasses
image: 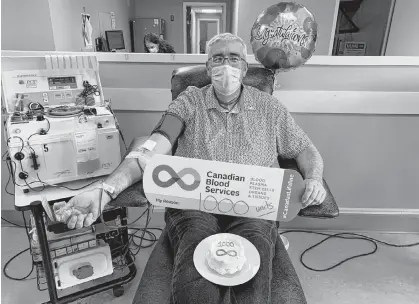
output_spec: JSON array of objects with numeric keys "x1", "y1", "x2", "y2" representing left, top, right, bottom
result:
[{"x1": 210, "y1": 55, "x2": 245, "y2": 66}]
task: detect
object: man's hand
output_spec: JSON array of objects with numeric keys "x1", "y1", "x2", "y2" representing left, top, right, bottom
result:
[
  {"x1": 301, "y1": 178, "x2": 326, "y2": 208},
  {"x1": 53, "y1": 188, "x2": 110, "y2": 229}
]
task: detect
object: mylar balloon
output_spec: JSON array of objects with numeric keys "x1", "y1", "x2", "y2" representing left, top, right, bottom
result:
[{"x1": 250, "y1": 2, "x2": 318, "y2": 71}]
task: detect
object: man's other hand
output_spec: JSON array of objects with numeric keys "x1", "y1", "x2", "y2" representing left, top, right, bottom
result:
[
  {"x1": 53, "y1": 188, "x2": 106, "y2": 229},
  {"x1": 301, "y1": 179, "x2": 326, "y2": 208}
]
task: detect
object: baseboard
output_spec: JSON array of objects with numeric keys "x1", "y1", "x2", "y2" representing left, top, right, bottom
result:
[
  {"x1": 2, "y1": 208, "x2": 418, "y2": 233},
  {"x1": 338, "y1": 207, "x2": 419, "y2": 215}
]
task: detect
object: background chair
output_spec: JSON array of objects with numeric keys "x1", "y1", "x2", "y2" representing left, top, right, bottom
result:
[{"x1": 111, "y1": 66, "x2": 339, "y2": 304}]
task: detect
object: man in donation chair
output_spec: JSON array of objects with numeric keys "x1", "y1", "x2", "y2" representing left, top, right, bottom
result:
[{"x1": 55, "y1": 33, "x2": 326, "y2": 303}]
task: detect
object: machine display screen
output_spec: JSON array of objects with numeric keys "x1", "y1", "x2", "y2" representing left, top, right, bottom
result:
[{"x1": 48, "y1": 76, "x2": 77, "y2": 89}]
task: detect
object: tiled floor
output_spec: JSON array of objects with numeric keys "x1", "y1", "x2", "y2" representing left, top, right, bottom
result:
[{"x1": 1, "y1": 226, "x2": 418, "y2": 304}]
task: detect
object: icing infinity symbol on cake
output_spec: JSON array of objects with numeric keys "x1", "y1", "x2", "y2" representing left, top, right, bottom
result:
[
  {"x1": 152, "y1": 165, "x2": 201, "y2": 191},
  {"x1": 216, "y1": 249, "x2": 238, "y2": 257}
]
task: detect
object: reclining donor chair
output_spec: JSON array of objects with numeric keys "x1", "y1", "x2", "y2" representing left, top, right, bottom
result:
[{"x1": 112, "y1": 66, "x2": 339, "y2": 304}]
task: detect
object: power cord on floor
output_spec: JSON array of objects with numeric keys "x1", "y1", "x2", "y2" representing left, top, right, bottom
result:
[
  {"x1": 2, "y1": 212, "x2": 36, "y2": 281},
  {"x1": 1, "y1": 217, "x2": 28, "y2": 228},
  {"x1": 280, "y1": 230, "x2": 419, "y2": 272}
]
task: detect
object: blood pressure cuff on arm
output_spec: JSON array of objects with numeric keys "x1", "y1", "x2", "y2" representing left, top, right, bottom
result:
[{"x1": 151, "y1": 111, "x2": 185, "y2": 147}]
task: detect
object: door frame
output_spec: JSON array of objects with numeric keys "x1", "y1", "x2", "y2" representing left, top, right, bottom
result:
[
  {"x1": 196, "y1": 18, "x2": 220, "y2": 54},
  {"x1": 183, "y1": 2, "x2": 227, "y2": 53},
  {"x1": 381, "y1": 0, "x2": 397, "y2": 55}
]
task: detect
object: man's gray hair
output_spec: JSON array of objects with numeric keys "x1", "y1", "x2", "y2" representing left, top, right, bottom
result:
[{"x1": 206, "y1": 33, "x2": 247, "y2": 57}]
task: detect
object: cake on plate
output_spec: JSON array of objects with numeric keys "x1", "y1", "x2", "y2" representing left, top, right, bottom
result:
[{"x1": 206, "y1": 235, "x2": 247, "y2": 275}]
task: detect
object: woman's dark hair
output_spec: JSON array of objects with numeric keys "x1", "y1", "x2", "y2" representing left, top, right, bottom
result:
[{"x1": 143, "y1": 32, "x2": 175, "y2": 53}]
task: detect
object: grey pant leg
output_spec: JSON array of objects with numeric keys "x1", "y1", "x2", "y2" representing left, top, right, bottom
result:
[
  {"x1": 225, "y1": 217, "x2": 278, "y2": 304},
  {"x1": 165, "y1": 208, "x2": 234, "y2": 304}
]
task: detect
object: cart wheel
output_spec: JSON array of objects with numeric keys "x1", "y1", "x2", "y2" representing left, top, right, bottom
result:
[{"x1": 113, "y1": 285, "x2": 124, "y2": 297}]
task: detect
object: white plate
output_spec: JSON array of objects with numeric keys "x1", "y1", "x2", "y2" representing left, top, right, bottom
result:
[{"x1": 193, "y1": 233, "x2": 260, "y2": 286}]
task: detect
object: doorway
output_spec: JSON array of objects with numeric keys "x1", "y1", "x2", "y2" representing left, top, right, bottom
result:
[{"x1": 183, "y1": 3, "x2": 227, "y2": 54}]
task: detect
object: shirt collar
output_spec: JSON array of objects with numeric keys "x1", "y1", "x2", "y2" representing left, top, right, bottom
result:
[{"x1": 205, "y1": 85, "x2": 257, "y2": 113}]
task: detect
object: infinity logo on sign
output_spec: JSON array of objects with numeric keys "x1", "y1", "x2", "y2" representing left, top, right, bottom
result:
[
  {"x1": 152, "y1": 164, "x2": 201, "y2": 191},
  {"x1": 215, "y1": 249, "x2": 238, "y2": 257}
]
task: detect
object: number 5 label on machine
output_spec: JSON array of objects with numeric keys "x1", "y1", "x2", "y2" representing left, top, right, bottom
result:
[{"x1": 143, "y1": 155, "x2": 305, "y2": 222}]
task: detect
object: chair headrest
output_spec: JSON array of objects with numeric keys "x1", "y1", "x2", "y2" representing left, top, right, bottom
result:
[{"x1": 171, "y1": 65, "x2": 275, "y2": 100}]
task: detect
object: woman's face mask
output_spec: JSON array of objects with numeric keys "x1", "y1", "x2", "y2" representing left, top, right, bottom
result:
[
  {"x1": 211, "y1": 65, "x2": 242, "y2": 96},
  {"x1": 146, "y1": 42, "x2": 159, "y2": 53}
]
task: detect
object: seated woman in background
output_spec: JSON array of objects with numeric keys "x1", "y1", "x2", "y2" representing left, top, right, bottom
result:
[{"x1": 144, "y1": 32, "x2": 175, "y2": 53}]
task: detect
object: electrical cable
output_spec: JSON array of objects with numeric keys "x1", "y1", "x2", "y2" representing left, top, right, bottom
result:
[
  {"x1": 35, "y1": 173, "x2": 101, "y2": 191},
  {"x1": 115, "y1": 206, "x2": 151, "y2": 256},
  {"x1": 20, "y1": 160, "x2": 45, "y2": 192},
  {"x1": 2, "y1": 212, "x2": 36, "y2": 281},
  {"x1": 1, "y1": 217, "x2": 27, "y2": 228},
  {"x1": 4, "y1": 158, "x2": 15, "y2": 196},
  {"x1": 27, "y1": 117, "x2": 50, "y2": 142},
  {"x1": 6, "y1": 136, "x2": 24, "y2": 153},
  {"x1": 3, "y1": 152, "x2": 40, "y2": 190},
  {"x1": 2, "y1": 150, "x2": 9, "y2": 161},
  {"x1": 142, "y1": 227, "x2": 163, "y2": 232},
  {"x1": 112, "y1": 206, "x2": 152, "y2": 270},
  {"x1": 16, "y1": 157, "x2": 46, "y2": 192},
  {"x1": 105, "y1": 101, "x2": 127, "y2": 151},
  {"x1": 279, "y1": 230, "x2": 419, "y2": 272},
  {"x1": 4, "y1": 135, "x2": 42, "y2": 190},
  {"x1": 2, "y1": 248, "x2": 33, "y2": 280},
  {"x1": 79, "y1": 81, "x2": 100, "y2": 98},
  {"x1": 119, "y1": 130, "x2": 128, "y2": 151},
  {"x1": 128, "y1": 207, "x2": 152, "y2": 257},
  {"x1": 130, "y1": 228, "x2": 158, "y2": 249}
]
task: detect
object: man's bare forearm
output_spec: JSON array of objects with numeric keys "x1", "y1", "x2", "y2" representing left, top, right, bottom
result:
[
  {"x1": 102, "y1": 133, "x2": 172, "y2": 199},
  {"x1": 103, "y1": 158, "x2": 144, "y2": 199},
  {"x1": 295, "y1": 144, "x2": 324, "y2": 182}
]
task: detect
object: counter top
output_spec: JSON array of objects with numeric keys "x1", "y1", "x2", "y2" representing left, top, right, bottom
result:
[{"x1": 2, "y1": 51, "x2": 419, "y2": 66}]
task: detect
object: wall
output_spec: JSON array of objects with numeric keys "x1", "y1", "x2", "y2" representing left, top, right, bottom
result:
[
  {"x1": 237, "y1": 0, "x2": 338, "y2": 55},
  {"x1": 48, "y1": 0, "x2": 132, "y2": 52},
  {"x1": 1, "y1": 0, "x2": 56, "y2": 51},
  {"x1": 386, "y1": 0, "x2": 419, "y2": 56},
  {"x1": 347, "y1": 0, "x2": 394, "y2": 56},
  {"x1": 134, "y1": 0, "x2": 231, "y2": 53}
]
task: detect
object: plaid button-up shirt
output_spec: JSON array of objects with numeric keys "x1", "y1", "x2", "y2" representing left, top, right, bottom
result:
[{"x1": 167, "y1": 84, "x2": 311, "y2": 167}]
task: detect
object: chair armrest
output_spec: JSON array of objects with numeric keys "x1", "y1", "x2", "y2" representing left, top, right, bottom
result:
[
  {"x1": 278, "y1": 158, "x2": 339, "y2": 219},
  {"x1": 108, "y1": 136, "x2": 150, "y2": 208},
  {"x1": 108, "y1": 181, "x2": 148, "y2": 208}
]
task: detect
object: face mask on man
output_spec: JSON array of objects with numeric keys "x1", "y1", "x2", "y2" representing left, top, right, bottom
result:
[{"x1": 211, "y1": 65, "x2": 242, "y2": 96}]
